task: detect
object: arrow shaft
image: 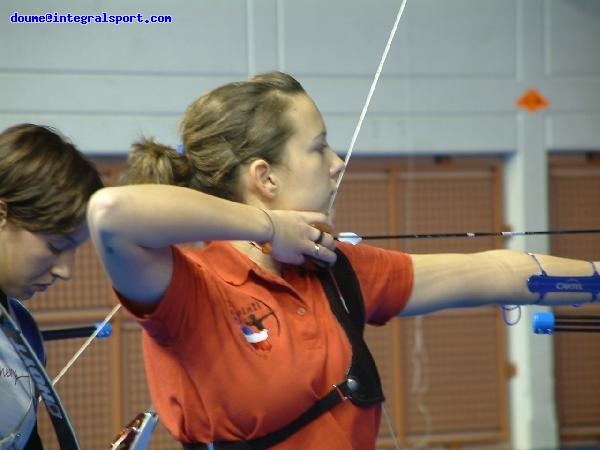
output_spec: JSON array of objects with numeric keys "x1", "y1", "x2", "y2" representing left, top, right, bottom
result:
[{"x1": 352, "y1": 229, "x2": 600, "y2": 241}]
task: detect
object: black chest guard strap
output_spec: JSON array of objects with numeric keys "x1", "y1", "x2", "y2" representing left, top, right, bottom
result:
[{"x1": 316, "y1": 249, "x2": 385, "y2": 407}]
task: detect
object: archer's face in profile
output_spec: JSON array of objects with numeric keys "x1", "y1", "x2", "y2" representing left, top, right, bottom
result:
[
  {"x1": 0, "y1": 219, "x2": 88, "y2": 300},
  {"x1": 269, "y1": 94, "x2": 344, "y2": 215}
]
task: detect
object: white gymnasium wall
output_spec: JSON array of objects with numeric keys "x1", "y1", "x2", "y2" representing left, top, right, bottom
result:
[
  {"x1": 1, "y1": 0, "x2": 598, "y2": 155},
  {"x1": 2, "y1": 1, "x2": 599, "y2": 449}
]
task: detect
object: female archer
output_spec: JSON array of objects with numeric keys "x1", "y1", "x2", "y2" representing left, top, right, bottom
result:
[
  {"x1": 88, "y1": 71, "x2": 599, "y2": 450},
  {"x1": 0, "y1": 123, "x2": 103, "y2": 449}
]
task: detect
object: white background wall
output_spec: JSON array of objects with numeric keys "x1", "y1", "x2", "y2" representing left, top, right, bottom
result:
[{"x1": 2, "y1": 1, "x2": 599, "y2": 449}]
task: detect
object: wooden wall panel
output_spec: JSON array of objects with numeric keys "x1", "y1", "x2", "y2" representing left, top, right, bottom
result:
[
  {"x1": 549, "y1": 153, "x2": 600, "y2": 447},
  {"x1": 334, "y1": 156, "x2": 508, "y2": 449}
]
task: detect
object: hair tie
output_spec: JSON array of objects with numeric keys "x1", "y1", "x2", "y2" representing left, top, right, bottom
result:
[{"x1": 176, "y1": 144, "x2": 184, "y2": 154}]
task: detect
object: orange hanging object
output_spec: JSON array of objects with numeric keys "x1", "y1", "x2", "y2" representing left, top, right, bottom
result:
[{"x1": 516, "y1": 88, "x2": 549, "y2": 113}]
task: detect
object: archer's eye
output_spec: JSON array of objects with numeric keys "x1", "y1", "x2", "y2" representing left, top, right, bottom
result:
[
  {"x1": 314, "y1": 143, "x2": 328, "y2": 154},
  {"x1": 47, "y1": 243, "x2": 63, "y2": 255},
  {"x1": 46, "y1": 238, "x2": 72, "y2": 255}
]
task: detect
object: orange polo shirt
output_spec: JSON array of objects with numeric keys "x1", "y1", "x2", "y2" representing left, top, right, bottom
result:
[{"x1": 121, "y1": 241, "x2": 413, "y2": 449}]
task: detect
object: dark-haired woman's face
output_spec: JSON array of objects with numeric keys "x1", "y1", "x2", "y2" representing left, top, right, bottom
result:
[
  {"x1": 0, "y1": 220, "x2": 88, "y2": 299},
  {"x1": 271, "y1": 94, "x2": 344, "y2": 215}
]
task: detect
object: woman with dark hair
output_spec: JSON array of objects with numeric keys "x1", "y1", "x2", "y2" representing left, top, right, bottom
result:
[{"x1": 0, "y1": 123, "x2": 103, "y2": 449}]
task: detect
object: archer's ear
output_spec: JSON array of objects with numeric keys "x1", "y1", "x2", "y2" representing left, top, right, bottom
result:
[
  {"x1": 248, "y1": 159, "x2": 278, "y2": 199},
  {"x1": 0, "y1": 201, "x2": 7, "y2": 230}
]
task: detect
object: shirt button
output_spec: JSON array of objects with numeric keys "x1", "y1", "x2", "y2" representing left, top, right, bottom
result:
[{"x1": 297, "y1": 307, "x2": 307, "y2": 316}]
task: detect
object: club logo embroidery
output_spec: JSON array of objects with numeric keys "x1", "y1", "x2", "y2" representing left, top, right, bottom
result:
[{"x1": 231, "y1": 297, "x2": 280, "y2": 352}]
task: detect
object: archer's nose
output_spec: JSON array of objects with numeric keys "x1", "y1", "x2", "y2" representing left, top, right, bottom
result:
[
  {"x1": 51, "y1": 248, "x2": 75, "y2": 280},
  {"x1": 330, "y1": 151, "x2": 345, "y2": 178}
]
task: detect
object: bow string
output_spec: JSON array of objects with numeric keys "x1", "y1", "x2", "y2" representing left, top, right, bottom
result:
[{"x1": 328, "y1": 0, "x2": 409, "y2": 213}]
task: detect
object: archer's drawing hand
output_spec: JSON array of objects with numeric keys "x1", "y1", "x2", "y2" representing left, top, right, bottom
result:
[{"x1": 267, "y1": 210, "x2": 337, "y2": 266}]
